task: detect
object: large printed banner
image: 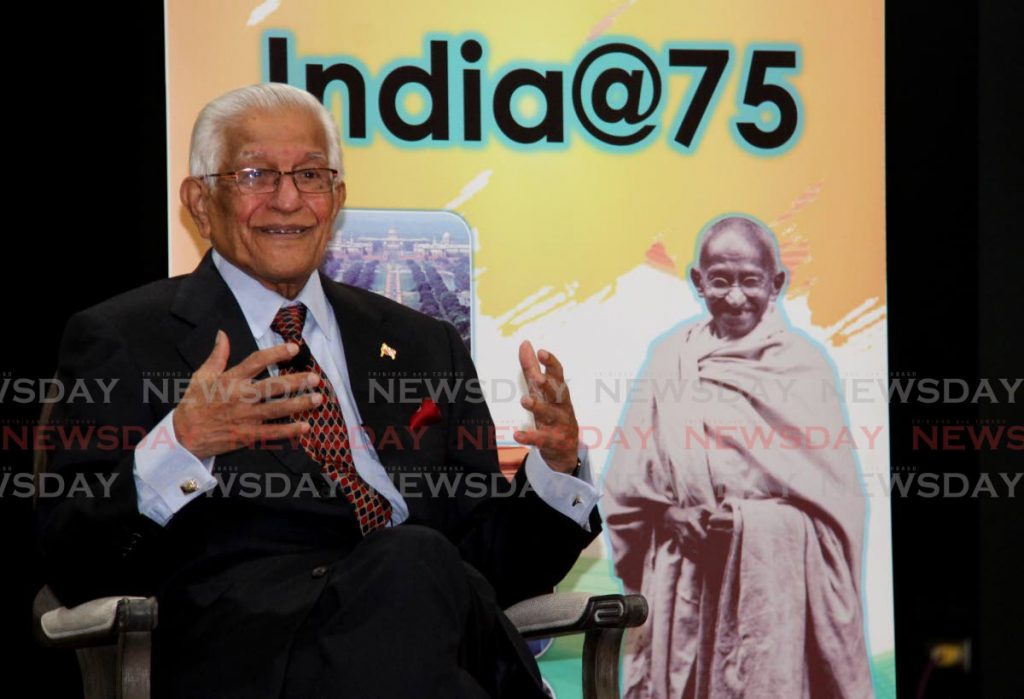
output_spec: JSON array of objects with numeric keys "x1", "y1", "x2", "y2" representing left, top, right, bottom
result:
[{"x1": 167, "y1": 1, "x2": 892, "y2": 696}]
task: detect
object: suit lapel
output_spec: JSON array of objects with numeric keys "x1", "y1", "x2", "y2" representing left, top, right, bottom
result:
[
  {"x1": 171, "y1": 251, "x2": 259, "y2": 372},
  {"x1": 169, "y1": 251, "x2": 315, "y2": 477},
  {"x1": 320, "y1": 275, "x2": 404, "y2": 444}
]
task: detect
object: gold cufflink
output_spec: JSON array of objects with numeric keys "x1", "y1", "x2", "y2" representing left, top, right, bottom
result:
[
  {"x1": 380, "y1": 342, "x2": 397, "y2": 360},
  {"x1": 180, "y1": 479, "x2": 200, "y2": 495}
]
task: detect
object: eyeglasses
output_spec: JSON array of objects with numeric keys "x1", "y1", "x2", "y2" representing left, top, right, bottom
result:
[
  {"x1": 204, "y1": 167, "x2": 339, "y2": 194},
  {"x1": 704, "y1": 276, "x2": 768, "y2": 297}
]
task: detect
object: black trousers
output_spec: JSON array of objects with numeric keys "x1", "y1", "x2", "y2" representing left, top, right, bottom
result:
[
  {"x1": 282, "y1": 525, "x2": 549, "y2": 698},
  {"x1": 153, "y1": 525, "x2": 547, "y2": 699}
]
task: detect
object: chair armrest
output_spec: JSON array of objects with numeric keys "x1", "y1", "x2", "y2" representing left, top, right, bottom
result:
[
  {"x1": 505, "y1": 592, "x2": 648, "y2": 640},
  {"x1": 33, "y1": 585, "x2": 158, "y2": 648}
]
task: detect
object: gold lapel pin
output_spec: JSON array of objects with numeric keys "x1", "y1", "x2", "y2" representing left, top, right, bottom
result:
[{"x1": 380, "y1": 342, "x2": 397, "y2": 360}]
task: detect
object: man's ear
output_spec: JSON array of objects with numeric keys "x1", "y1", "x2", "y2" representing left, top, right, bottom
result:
[
  {"x1": 181, "y1": 177, "x2": 214, "y2": 240},
  {"x1": 332, "y1": 179, "x2": 347, "y2": 220},
  {"x1": 689, "y1": 267, "x2": 705, "y2": 297},
  {"x1": 771, "y1": 270, "x2": 787, "y2": 298}
]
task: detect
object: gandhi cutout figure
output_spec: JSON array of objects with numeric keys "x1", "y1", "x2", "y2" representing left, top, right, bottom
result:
[{"x1": 604, "y1": 215, "x2": 873, "y2": 699}]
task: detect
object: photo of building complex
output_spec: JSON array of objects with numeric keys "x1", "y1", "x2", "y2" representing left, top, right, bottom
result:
[{"x1": 321, "y1": 211, "x2": 474, "y2": 348}]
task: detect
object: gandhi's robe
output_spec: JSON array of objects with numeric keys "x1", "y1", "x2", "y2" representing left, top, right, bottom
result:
[{"x1": 603, "y1": 308, "x2": 873, "y2": 699}]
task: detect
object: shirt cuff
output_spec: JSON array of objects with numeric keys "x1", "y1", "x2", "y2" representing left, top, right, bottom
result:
[
  {"x1": 133, "y1": 410, "x2": 217, "y2": 526},
  {"x1": 524, "y1": 443, "x2": 600, "y2": 531}
]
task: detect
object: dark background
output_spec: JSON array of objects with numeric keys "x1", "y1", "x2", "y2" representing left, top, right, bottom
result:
[{"x1": 4, "y1": 2, "x2": 1022, "y2": 695}]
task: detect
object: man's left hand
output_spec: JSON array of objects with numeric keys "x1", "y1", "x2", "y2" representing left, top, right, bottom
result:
[{"x1": 513, "y1": 341, "x2": 579, "y2": 474}]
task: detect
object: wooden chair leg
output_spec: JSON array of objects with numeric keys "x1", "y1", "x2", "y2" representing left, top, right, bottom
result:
[
  {"x1": 115, "y1": 597, "x2": 156, "y2": 699},
  {"x1": 116, "y1": 631, "x2": 151, "y2": 699},
  {"x1": 582, "y1": 626, "x2": 625, "y2": 699}
]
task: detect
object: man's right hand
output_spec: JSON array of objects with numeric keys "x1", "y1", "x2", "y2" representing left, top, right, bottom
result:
[{"x1": 172, "y1": 330, "x2": 322, "y2": 460}]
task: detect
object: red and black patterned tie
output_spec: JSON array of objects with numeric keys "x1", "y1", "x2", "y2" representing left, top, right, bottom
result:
[{"x1": 271, "y1": 303, "x2": 391, "y2": 534}]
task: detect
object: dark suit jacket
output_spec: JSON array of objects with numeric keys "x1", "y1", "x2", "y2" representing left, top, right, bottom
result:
[{"x1": 37, "y1": 252, "x2": 600, "y2": 696}]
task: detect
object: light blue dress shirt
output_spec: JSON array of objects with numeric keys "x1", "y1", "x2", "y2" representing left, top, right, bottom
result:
[{"x1": 134, "y1": 250, "x2": 599, "y2": 530}]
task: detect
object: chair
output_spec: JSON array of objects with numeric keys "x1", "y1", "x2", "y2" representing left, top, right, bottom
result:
[
  {"x1": 34, "y1": 586, "x2": 646, "y2": 699},
  {"x1": 32, "y1": 402, "x2": 647, "y2": 698}
]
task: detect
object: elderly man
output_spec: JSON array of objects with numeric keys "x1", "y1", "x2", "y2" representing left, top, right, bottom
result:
[
  {"x1": 603, "y1": 216, "x2": 872, "y2": 698},
  {"x1": 37, "y1": 83, "x2": 600, "y2": 698}
]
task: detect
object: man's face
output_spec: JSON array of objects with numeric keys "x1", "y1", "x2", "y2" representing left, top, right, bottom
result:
[
  {"x1": 690, "y1": 227, "x2": 784, "y2": 339},
  {"x1": 184, "y1": 106, "x2": 345, "y2": 298}
]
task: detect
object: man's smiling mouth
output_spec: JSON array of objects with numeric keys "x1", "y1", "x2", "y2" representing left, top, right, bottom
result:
[{"x1": 256, "y1": 226, "x2": 311, "y2": 236}]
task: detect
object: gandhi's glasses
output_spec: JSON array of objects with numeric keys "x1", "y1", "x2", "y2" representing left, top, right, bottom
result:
[
  {"x1": 205, "y1": 167, "x2": 339, "y2": 194},
  {"x1": 704, "y1": 276, "x2": 768, "y2": 297}
]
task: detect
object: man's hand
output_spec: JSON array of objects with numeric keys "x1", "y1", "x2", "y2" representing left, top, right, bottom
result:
[
  {"x1": 172, "y1": 330, "x2": 323, "y2": 460},
  {"x1": 663, "y1": 504, "x2": 713, "y2": 559},
  {"x1": 513, "y1": 340, "x2": 579, "y2": 473}
]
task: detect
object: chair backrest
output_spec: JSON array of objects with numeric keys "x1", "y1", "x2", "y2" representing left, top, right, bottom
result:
[{"x1": 32, "y1": 376, "x2": 59, "y2": 506}]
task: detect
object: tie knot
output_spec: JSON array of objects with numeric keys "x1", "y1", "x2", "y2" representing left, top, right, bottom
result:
[{"x1": 271, "y1": 303, "x2": 308, "y2": 343}]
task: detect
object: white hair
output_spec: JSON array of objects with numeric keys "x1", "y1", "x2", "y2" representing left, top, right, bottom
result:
[
  {"x1": 697, "y1": 214, "x2": 783, "y2": 275},
  {"x1": 188, "y1": 82, "x2": 344, "y2": 179}
]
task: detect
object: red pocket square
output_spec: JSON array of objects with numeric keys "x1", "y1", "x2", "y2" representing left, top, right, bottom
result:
[{"x1": 409, "y1": 398, "x2": 442, "y2": 429}]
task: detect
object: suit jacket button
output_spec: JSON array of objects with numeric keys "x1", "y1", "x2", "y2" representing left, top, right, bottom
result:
[
  {"x1": 312, "y1": 566, "x2": 328, "y2": 578},
  {"x1": 180, "y1": 479, "x2": 200, "y2": 495}
]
